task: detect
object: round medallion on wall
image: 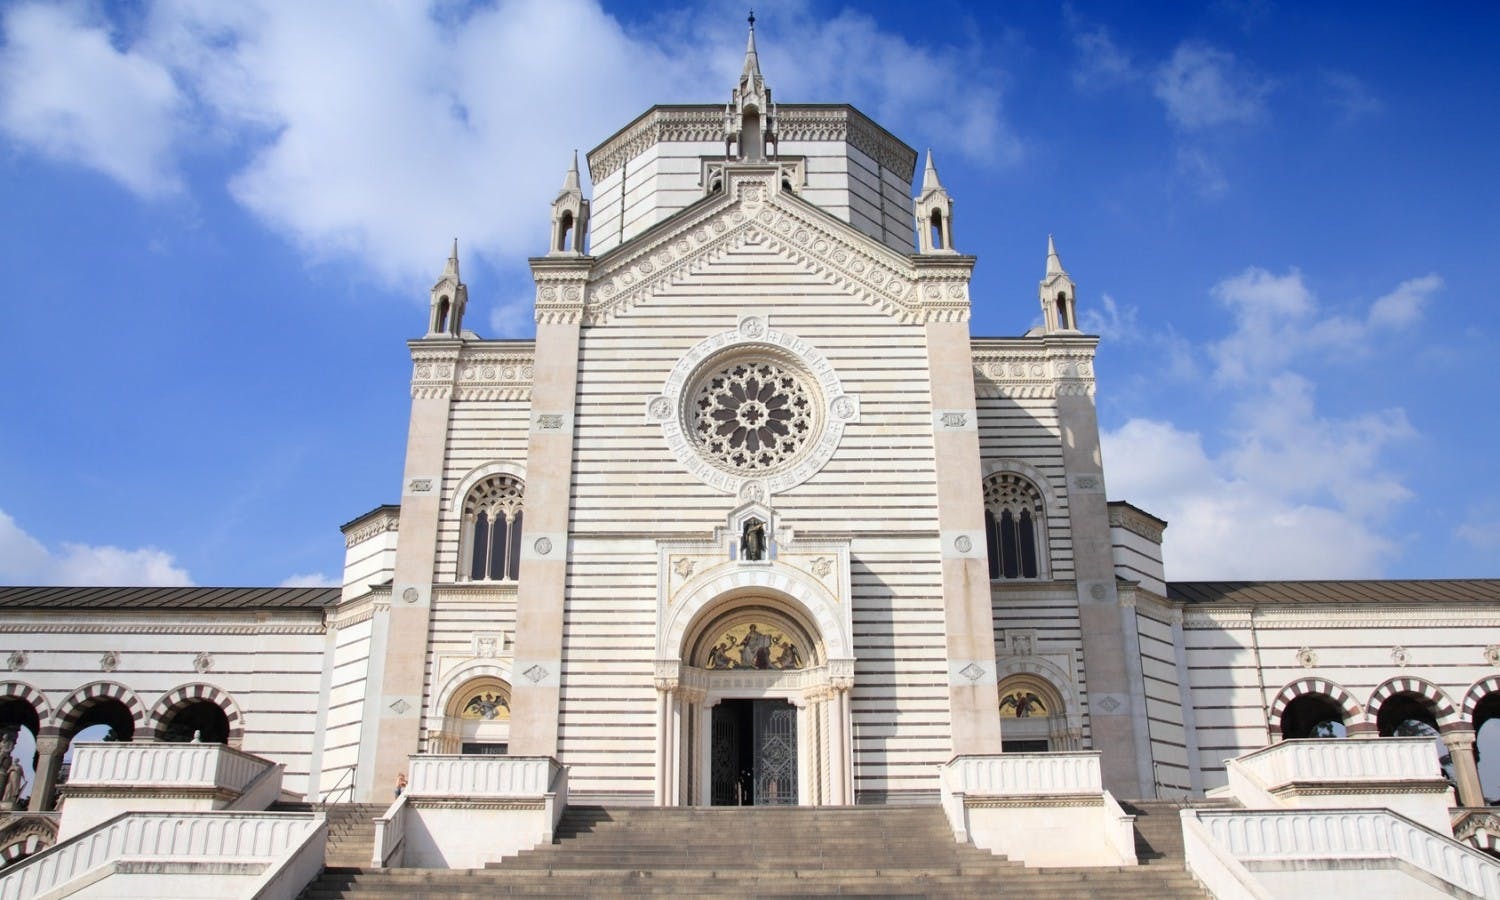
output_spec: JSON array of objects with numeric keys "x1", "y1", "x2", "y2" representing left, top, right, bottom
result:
[{"x1": 654, "y1": 315, "x2": 856, "y2": 496}]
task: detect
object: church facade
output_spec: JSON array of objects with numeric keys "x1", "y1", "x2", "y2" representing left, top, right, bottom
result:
[{"x1": 2, "y1": 25, "x2": 1500, "y2": 871}]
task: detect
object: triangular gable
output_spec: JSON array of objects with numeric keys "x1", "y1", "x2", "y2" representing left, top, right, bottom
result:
[{"x1": 585, "y1": 172, "x2": 927, "y2": 325}]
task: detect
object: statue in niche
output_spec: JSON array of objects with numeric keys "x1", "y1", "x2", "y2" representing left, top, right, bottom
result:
[
  {"x1": 0, "y1": 727, "x2": 15, "y2": 762},
  {"x1": 1000, "y1": 691, "x2": 1046, "y2": 718},
  {"x1": 740, "y1": 518, "x2": 767, "y2": 561},
  {"x1": 1, "y1": 760, "x2": 19, "y2": 807}
]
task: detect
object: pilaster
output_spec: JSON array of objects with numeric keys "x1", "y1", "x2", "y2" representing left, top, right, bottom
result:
[
  {"x1": 508, "y1": 257, "x2": 589, "y2": 756},
  {"x1": 369, "y1": 339, "x2": 461, "y2": 796},
  {"x1": 1050, "y1": 333, "x2": 1153, "y2": 797},
  {"x1": 917, "y1": 255, "x2": 1003, "y2": 756}
]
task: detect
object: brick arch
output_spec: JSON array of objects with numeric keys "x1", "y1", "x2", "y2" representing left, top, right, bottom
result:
[
  {"x1": 0, "y1": 681, "x2": 52, "y2": 725},
  {"x1": 1367, "y1": 676, "x2": 1460, "y2": 729},
  {"x1": 1268, "y1": 677, "x2": 1363, "y2": 735},
  {"x1": 0, "y1": 816, "x2": 55, "y2": 866},
  {"x1": 150, "y1": 683, "x2": 244, "y2": 747},
  {"x1": 54, "y1": 681, "x2": 147, "y2": 738},
  {"x1": 1461, "y1": 676, "x2": 1500, "y2": 723}
]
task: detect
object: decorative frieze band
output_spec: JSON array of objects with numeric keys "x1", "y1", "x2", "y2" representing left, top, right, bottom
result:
[
  {"x1": 586, "y1": 105, "x2": 916, "y2": 183},
  {"x1": 971, "y1": 342, "x2": 1098, "y2": 400}
]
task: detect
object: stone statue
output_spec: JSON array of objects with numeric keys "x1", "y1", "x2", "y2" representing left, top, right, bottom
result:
[
  {"x1": 190, "y1": 730, "x2": 202, "y2": 743},
  {"x1": 1, "y1": 760, "x2": 21, "y2": 807},
  {"x1": 740, "y1": 518, "x2": 767, "y2": 561},
  {"x1": 0, "y1": 727, "x2": 15, "y2": 763}
]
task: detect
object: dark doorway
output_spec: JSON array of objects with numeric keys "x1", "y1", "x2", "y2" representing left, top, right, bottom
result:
[{"x1": 711, "y1": 699, "x2": 797, "y2": 806}]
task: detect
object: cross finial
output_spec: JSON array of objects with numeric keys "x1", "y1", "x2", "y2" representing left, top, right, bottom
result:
[{"x1": 748, "y1": 10, "x2": 755, "y2": 29}]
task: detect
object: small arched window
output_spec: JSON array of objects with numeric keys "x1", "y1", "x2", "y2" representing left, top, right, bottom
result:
[
  {"x1": 463, "y1": 475, "x2": 524, "y2": 581},
  {"x1": 930, "y1": 209, "x2": 945, "y2": 250},
  {"x1": 983, "y1": 473, "x2": 1046, "y2": 580}
]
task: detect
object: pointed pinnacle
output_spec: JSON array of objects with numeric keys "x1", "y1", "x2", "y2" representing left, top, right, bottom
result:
[
  {"x1": 1046, "y1": 234, "x2": 1064, "y2": 276},
  {"x1": 443, "y1": 238, "x2": 460, "y2": 279},
  {"x1": 562, "y1": 150, "x2": 581, "y2": 192},
  {"x1": 742, "y1": 13, "x2": 761, "y2": 81},
  {"x1": 922, "y1": 149, "x2": 943, "y2": 192}
]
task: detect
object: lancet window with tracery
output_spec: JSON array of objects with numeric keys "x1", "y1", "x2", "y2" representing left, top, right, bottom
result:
[
  {"x1": 983, "y1": 473, "x2": 1046, "y2": 580},
  {"x1": 462, "y1": 475, "x2": 524, "y2": 582}
]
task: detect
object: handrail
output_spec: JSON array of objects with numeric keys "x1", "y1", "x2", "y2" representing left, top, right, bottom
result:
[{"x1": 321, "y1": 765, "x2": 357, "y2": 806}]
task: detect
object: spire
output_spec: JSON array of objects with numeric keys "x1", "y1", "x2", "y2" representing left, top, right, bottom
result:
[
  {"x1": 428, "y1": 238, "x2": 467, "y2": 337},
  {"x1": 921, "y1": 149, "x2": 943, "y2": 194},
  {"x1": 443, "y1": 237, "x2": 460, "y2": 280},
  {"x1": 742, "y1": 10, "x2": 761, "y2": 82},
  {"x1": 1038, "y1": 234, "x2": 1076, "y2": 332},
  {"x1": 561, "y1": 150, "x2": 581, "y2": 193},
  {"x1": 1046, "y1": 234, "x2": 1064, "y2": 276}
]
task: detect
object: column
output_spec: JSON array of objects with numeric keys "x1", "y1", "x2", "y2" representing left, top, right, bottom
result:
[
  {"x1": 1443, "y1": 727, "x2": 1484, "y2": 807},
  {"x1": 917, "y1": 257, "x2": 1004, "y2": 757},
  {"x1": 654, "y1": 688, "x2": 669, "y2": 806},
  {"x1": 508, "y1": 260, "x2": 588, "y2": 756},
  {"x1": 29, "y1": 732, "x2": 64, "y2": 811},
  {"x1": 369, "y1": 339, "x2": 459, "y2": 796},
  {"x1": 1054, "y1": 334, "x2": 1152, "y2": 797}
]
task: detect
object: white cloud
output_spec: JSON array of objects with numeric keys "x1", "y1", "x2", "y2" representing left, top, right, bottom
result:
[
  {"x1": 1320, "y1": 70, "x2": 1382, "y2": 122},
  {"x1": 1368, "y1": 274, "x2": 1441, "y2": 329},
  {"x1": 1209, "y1": 267, "x2": 1442, "y2": 383},
  {"x1": 0, "y1": 509, "x2": 193, "y2": 586},
  {"x1": 1103, "y1": 410, "x2": 1405, "y2": 580},
  {"x1": 1102, "y1": 267, "x2": 1438, "y2": 580},
  {"x1": 489, "y1": 294, "x2": 535, "y2": 339},
  {"x1": 3, "y1": 1, "x2": 1015, "y2": 288},
  {"x1": 1153, "y1": 42, "x2": 1269, "y2": 131},
  {"x1": 279, "y1": 572, "x2": 340, "y2": 588},
  {"x1": 0, "y1": 2, "x2": 185, "y2": 196},
  {"x1": 1070, "y1": 23, "x2": 1137, "y2": 91}
]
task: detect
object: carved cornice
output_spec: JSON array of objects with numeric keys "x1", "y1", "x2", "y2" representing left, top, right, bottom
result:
[
  {"x1": 344, "y1": 510, "x2": 400, "y2": 549},
  {"x1": 0, "y1": 621, "x2": 322, "y2": 636},
  {"x1": 453, "y1": 346, "x2": 535, "y2": 402},
  {"x1": 1108, "y1": 502, "x2": 1167, "y2": 544},
  {"x1": 531, "y1": 259, "x2": 591, "y2": 326},
  {"x1": 587, "y1": 105, "x2": 916, "y2": 184},
  {"x1": 963, "y1": 794, "x2": 1104, "y2": 809},
  {"x1": 972, "y1": 339, "x2": 1098, "y2": 400},
  {"x1": 912, "y1": 257, "x2": 976, "y2": 323},
  {"x1": 408, "y1": 797, "x2": 547, "y2": 811},
  {"x1": 586, "y1": 173, "x2": 932, "y2": 325},
  {"x1": 1184, "y1": 606, "x2": 1500, "y2": 630},
  {"x1": 409, "y1": 340, "x2": 462, "y2": 399}
]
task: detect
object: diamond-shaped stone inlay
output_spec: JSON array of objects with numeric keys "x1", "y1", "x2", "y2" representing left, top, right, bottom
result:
[
  {"x1": 389, "y1": 699, "x2": 411, "y2": 714},
  {"x1": 959, "y1": 662, "x2": 984, "y2": 682},
  {"x1": 524, "y1": 664, "x2": 549, "y2": 684},
  {"x1": 1097, "y1": 696, "x2": 1121, "y2": 713}
]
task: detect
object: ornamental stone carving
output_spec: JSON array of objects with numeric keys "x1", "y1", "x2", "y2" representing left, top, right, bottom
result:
[
  {"x1": 5, "y1": 651, "x2": 24, "y2": 672},
  {"x1": 1296, "y1": 647, "x2": 1318, "y2": 669},
  {"x1": 655, "y1": 319, "x2": 855, "y2": 497},
  {"x1": 100, "y1": 651, "x2": 119, "y2": 672},
  {"x1": 193, "y1": 652, "x2": 213, "y2": 673}
]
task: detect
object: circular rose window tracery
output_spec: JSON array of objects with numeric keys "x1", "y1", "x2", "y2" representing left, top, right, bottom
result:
[{"x1": 690, "y1": 359, "x2": 816, "y2": 474}]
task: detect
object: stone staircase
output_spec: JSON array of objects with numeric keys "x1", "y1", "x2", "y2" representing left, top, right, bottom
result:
[
  {"x1": 274, "y1": 802, "x2": 385, "y2": 868},
  {"x1": 298, "y1": 803, "x2": 1211, "y2": 898}
]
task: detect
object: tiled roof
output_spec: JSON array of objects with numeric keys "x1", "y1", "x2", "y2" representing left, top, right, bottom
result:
[
  {"x1": 0, "y1": 585, "x2": 339, "y2": 611},
  {"x1": 1168, "y1": 580, "x2": 1500, "y2": 606}
]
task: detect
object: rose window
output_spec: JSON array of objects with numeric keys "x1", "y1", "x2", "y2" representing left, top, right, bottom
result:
[{"x1": 689, "y1": 360, "x2": 816, "y2": 473}]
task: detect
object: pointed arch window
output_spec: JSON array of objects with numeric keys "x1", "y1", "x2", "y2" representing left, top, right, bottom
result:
[
  {"x1": 462, "y1": 475, "x2": 525, "y2": 582},
  {"x1": 983, "y1": 473, "x2": 1048, "y2": 581}
]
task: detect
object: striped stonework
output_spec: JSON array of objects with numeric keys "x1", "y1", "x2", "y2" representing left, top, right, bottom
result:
[
  {"x1": 1267, "y1": 677, "x2": 1364, "y2": 735},
  {"x1": 1462, "y1": 675, "x2": 1500, "y2": 721},
  {"x1": 149, "y1": 683, "x2": 245, "y2": 747},
  {"x1": 1366, "y1": 675, "x2": 1460, "y2": 728},
  {"x1": 54, "y1": 681, "x2": 148, "y2": 736},
  {"x1": 0, "y1": 681, "x2": 51, "y2": 724}
]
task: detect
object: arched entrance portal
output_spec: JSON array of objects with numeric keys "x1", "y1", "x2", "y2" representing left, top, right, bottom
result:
[{"x1": 656, "y1": 588, "x2": 854, "y2": 808}]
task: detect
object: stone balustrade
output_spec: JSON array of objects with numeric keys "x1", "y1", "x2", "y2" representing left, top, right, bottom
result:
[
  {"x1": 372, "y1": 794, "x2": 409, "y2": 867},
  {"x1": 1235, "y1": 737, "x2": 1441, "y2": 789},
  {"x1": 0, "y1": 811, "x2": 324, "y2": 900},
  {"x1": 406, "y1": 755, "x2": 561, "y2": 798},
  {"x1": 65, "y1": 741, "x2": 271, "y2": 793},
  {"x1": 1195, "y1": 808, "x2": 1500, "y2": 899},
  {"x1": 943, "y1": 751, "x2": 1103, "y2": 796}
]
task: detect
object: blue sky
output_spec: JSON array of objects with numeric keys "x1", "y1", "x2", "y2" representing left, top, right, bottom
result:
[{"x1": 0, "y1": 0, "x2": 1496, "y2": 587}]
